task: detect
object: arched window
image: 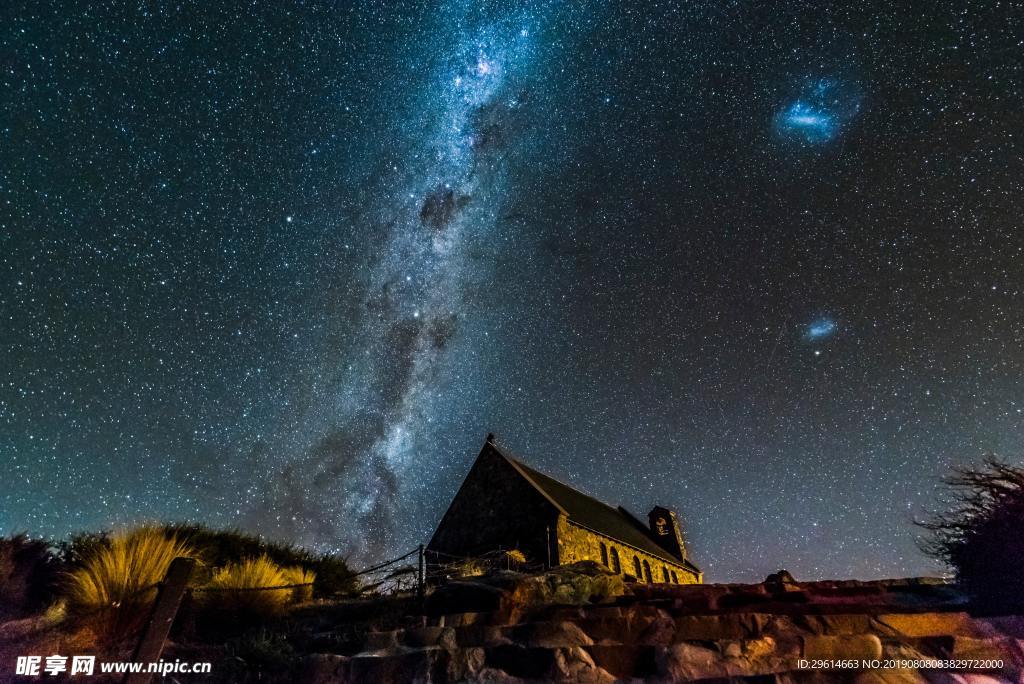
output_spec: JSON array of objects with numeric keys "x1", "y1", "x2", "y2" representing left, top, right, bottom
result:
[
  {"x1": 609, "y1": 547, "x2": 620, "y2": 573},
  {"x1": 671, "y1": 571, "x2": 678, "y2": 584},
  {"x1": 599, "y1": 542, "x2": 608, "y2": 567},
  {"x1": 643, "y1": 560, "x2": 653, "y2": 583},
  {"x1": 662, "y1": 566, "x2": 670, "y2": 583},
  {"x1": 633, "y1": 556, "x2": 642, "y2": 579}
]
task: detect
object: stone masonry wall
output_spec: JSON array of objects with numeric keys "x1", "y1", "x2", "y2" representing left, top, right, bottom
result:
[
  {"x1": 555, "y1": 516, "x2": 699, "y2": 584},
  {"x1": 428, "y1": 445, "x2": 558, "y2": 566}
]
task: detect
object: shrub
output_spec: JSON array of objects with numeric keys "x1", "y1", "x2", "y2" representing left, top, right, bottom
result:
[
  {"x1": 919, "y1": 457, "x2": 1024, "y2": 611},
  {"x1": 281, "y1": 566, "x2": 316, "y2": 603},
  {"x1": 452, "y1": 558, "x2": 487, "y2": 577},
  {"x1": 58, "y1": 531, "x2": 110, "y2": 568},
  {"x1": 202, "y1": 556, "x2": 291, "y2": 618},
  {"x1": 310, "y1": 554, "x2": 358, "y2": 598},
  {"x1": 501, "y1": 549, "x2": 527, "y2": 571},
  {"x1": 162, "y1": 524, "x2": 355, "y2": 597},
  {"x1": 0, "y1": 534, "x2": 62, "y2": 620},
  {"x1": 223, "y1": 629, "x2": 297, "y2": 674},
  {"x1": 65, "y1": 527, "x2": 196, "y2": 641}
]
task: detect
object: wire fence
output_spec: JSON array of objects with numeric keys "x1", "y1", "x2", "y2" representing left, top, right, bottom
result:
[
  {"x1": 62, "y1": 544, "x2": 536, "y2": 618},
  {"x1": 425, "y1": 547, "x2": 544, "y2": 580},
  {"x1": 344, "y1": 547, "x2": 421, "y2": 595}
]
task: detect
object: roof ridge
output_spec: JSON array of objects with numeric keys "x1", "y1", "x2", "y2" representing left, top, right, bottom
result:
[
  {"x1": 486, "y1": 438, "x2": 695, "y2": 570},
  {"x1": 487, "y1": 442, "x2": 569, "y2": 515},
  {"x1": 508, "y1": 454, "x2": 622, "y2": 513}
]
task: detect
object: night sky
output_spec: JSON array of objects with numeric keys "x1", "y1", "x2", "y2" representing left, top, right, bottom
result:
[{"x1": 3, "y1": 1, "x2": 1022, "y2": 582}]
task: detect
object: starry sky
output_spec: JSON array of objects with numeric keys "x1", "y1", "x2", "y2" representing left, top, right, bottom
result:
[{"x1": 3, "y1": 0, "x2": 1022, "y2": 582}]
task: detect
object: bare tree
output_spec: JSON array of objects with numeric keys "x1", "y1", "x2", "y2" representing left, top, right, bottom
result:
[{"x1": 918, "y1": 457, "x2": 1024, "y2": 611}]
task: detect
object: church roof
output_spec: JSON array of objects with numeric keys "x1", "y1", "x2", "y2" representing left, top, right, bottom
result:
[{"x1": 487, "y1": 438, "x2": 700, "y2": 573}]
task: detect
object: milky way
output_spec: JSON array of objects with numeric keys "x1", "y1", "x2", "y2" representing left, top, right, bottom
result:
[
  {"x1": 238, "y1": 5, "x2": 572, "y2": 560},
  {"x1": 4, "y1": 0, "x2": 1023, "y2": 581}
]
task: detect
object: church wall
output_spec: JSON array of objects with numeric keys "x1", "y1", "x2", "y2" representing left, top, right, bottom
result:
[
  {"x1": 427, "y1": 445, "x2": 558, "y2": 566},
  {"x1": 555, "y1": 516, "x2": 700, "y2": 584}
]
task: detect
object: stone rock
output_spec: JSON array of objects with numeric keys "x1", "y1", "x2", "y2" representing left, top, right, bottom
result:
[
  {"x1": 285, "y1": 576, "x2": 1024, "y2": 682},
  {"x1": 982, "y1": 615, "x2": 1024, "y2": 639},
  {"x1": 482, "y1": 644, "x2": 557, "y2": 679},
  {"x1": 793, "y1": 613, "x2": 875, "y2": 635},
  {"x1": 516, "y1": 620, "x2": 594, "y2": 648},
  {"x1": 362, "y1": 630, "x2": 398, "y2": 652},
  {"x1": 400, "y1": 626, "x2": 447, "y2": 648},
  {"x1": 741, "y1": 635, "x2": 776, "y2": 659},
  {"x1": 455, "y1": 624, "x2": 510, "y2": 648},
  {"x1": 301, "y1": 654, "x2": 351, "y2": 684},
  {"x1": 636, "y1": 609, "x2": 676, "y2": 646},
  {"x1": 873, "y1": 612, "x2": 991, "y2": 638},
  {"x1": 438, "y1": 611, "x2": 490, "y2": 627},
  {"x1": 445, "y1": 646, "x2": 487, "y2": 681},
  {"x1": 550, "y1": 645, "x2": 615, "y2": 683},
  {"x1": 950, "y1": 636, "x2": 1014, "y2": 661},
  {"x1": 765, "y1": 569, "x2": 800, "y2": 594},
  {"x1": 801, "y1": 634, "x2": 883, "y2": 661},
  {"x1": 506, "y1": 567, "x2": 627, "y2": 620},
  {"x1": 659, "y1": 641, "x2": 730, "y2": 681},
  {"x1": 674, "y1": 613, "x2": 770, "y2": 641},
  {"x1": 346, "y1": 651, "x2": 433, "y2": 683},
  {"x1": 586, "y1": 644, "x2": 660, "y2": 680}
]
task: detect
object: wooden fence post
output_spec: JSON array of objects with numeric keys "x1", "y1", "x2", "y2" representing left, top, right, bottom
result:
[{"x1": 124, "y1": 556, "x2": 196, "y2": 684}]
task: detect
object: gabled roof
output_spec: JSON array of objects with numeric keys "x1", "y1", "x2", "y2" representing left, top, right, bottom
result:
[{"x1": 487, "y1": 438, "x2": 700, "y2": 574}]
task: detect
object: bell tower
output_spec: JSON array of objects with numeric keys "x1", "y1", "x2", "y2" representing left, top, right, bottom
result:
[{"x1": 647, "y1": 506, "x2": 687, "y2": 561}]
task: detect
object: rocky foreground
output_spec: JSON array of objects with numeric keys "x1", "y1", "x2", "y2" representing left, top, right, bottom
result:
[{"x1": 293, "y1": 564, "x2": 1023, "y2": 683}]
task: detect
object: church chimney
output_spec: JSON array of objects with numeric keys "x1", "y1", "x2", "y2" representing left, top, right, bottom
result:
[{"x1": 647, "y1": 506, "x2": 687, "y2": 561}]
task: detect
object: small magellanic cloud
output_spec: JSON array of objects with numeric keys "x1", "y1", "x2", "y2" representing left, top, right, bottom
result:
[{"x1": 805, "y1": 318, "x2": 837, "y2": 341}]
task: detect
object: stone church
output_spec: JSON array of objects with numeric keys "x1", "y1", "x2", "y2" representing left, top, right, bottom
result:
[{"x1": 428, "y1": 435, "x2": 702, "y2": 584}]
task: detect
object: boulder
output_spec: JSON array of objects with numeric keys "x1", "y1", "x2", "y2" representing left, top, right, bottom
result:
[
  {"x1": 801, "y1": 634, "x2": 883, "y2": 661},
  {"x1": 482, "y1": 644, "x2": 557, "y2": 679},
  {"x1": 765, "y1": 569, "x2": 800, "y2": 594},
  {"x1": 511, "y1": 620, "x2": 594, "y2": 648},
  {"x1": 550, "y1": 646, "x2": 614, "y2": 683},
  {"x1": 659, "y1": 641, "x2": 731, "y2": 681},
  {"x1": 792, "y1": 613, "x2": 875, "y2": 636},
  {"x1": 873, "y1": 612, "x2": 992, "y2": 638},
  {"x1": 301, "y1": 654, "x2": 351, "y2": 684},
  {"x1": 674, "y1": 613, "x2": 771, "y2": 641},
  {"x1": 586, "y1": 644, "x2": 660, "y2": 679}
]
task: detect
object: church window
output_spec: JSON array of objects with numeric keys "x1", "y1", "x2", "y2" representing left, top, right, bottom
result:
[
  {"x1": 599, "y1": 542, "x2": 608, "y2": 567},
  {"x1": 643, "y1": 560, "x2": 653, "y2": 583},
  {"x1": 633, "y1": 556, "x2": 642, "y2": 578},
  {"x1": 610, "y1": 547, "x2": 620, "y2": 573}
]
